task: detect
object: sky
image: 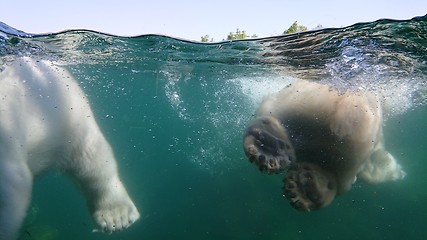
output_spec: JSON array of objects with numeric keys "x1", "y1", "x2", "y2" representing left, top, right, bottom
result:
[{"x1": 2, "y1": 0, "x2": 427, "y2": 41}]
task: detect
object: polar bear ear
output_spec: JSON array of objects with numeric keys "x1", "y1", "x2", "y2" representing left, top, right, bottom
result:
[
  {"x1": 283, "y1": 163, "x2": 337, "y2": 211},
  {"x1": 358, "y1": 148, "x2": 406, "y2": 184}
]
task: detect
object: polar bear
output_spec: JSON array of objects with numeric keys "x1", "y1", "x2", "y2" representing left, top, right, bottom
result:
[
  {"x1": 243, "y1": 80, "x2": 406, "y2": 211},
  {"x1": 0, "y1": 57, "x2": 140, "y2": 240}
]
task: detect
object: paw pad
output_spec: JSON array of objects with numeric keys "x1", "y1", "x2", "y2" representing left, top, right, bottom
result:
[{"x1": 244, "y1": 118, "x2": 295, "y2": 174}]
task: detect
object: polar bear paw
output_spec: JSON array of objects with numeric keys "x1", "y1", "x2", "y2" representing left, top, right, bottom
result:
[
  {"x1": 243, "y1": 117, "x2": 296, "y2": 174},
  {"x1": 92, "y1": 197, "x2": 140, "y2": 233},
  {"x1": 283, "y1": 163, "x2": 337, "y2": 212}
]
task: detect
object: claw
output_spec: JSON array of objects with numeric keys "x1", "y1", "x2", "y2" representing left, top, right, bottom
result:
[{"x1": 243, "y1": 118, "x2": 296, "y2": 174}]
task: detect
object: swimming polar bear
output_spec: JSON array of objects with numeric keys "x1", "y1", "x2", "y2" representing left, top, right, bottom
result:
[
  {"x1": 0, "y1": 57, "x2": 140, "y2": 239},
  {"x1": 243, "y1": 80, "x2": 406, "y2": 211}
]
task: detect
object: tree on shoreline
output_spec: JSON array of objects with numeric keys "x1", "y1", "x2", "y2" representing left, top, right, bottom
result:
[
  {"x1": 201, "y1": 35, "x2": 213, "y2": 42},
  {"x1": 283, "y1": 21, "x2": 308, "y2": 34},
  {"x1": 226, "y1": 28, "x2": 247, "y2": 40},
  {"x1": 200, "y1": 21, "x2": 312, "y2": 42}
]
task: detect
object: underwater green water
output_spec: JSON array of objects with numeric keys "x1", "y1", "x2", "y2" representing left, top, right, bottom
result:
[{"x1": 1, "y1": 15, "x2": 427, "y2": 240}]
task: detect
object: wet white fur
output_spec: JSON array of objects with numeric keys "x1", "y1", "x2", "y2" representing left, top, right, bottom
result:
[
  {"x1": 0, "y1": 57, "x2": 139, "y2": 240},
  {"x1": 256, "y1": 80, "x2": 406, "y2": 192}
]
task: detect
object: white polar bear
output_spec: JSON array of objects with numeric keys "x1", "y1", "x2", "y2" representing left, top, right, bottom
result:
[
  {"x1": 0, "y1": 57, "x2": 140, "y2": 240},
  {"x1": 243, "y1": 80, "x2": 406, "y2": 211}
]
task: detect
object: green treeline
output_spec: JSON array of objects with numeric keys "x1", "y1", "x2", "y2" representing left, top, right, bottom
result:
[
  {"x1": 201, "y1": 21, "x2": 323, "y2": 42},
  {"x1": 283, "y1": 21, "x2": 308, "y2": 34}
]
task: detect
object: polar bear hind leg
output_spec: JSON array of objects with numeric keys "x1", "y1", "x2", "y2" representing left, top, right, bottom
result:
[{"x1": 358, "y1": 148, "x2": 406, "y2": 184}]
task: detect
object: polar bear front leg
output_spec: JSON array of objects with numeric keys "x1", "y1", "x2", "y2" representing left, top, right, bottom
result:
[
  {"x1": 66, "y1": 133, "x2": 140, "y2": 233},
  {"x1": 0, "y1": 159, "x2": 33, "y2": 240},
  {"x1": 89, "y1": 175, "x2": 140, "y2": 233}
]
